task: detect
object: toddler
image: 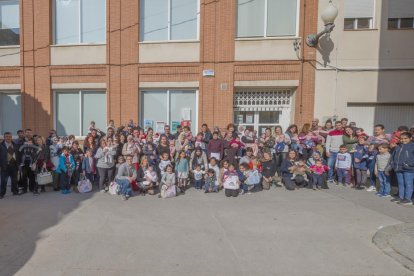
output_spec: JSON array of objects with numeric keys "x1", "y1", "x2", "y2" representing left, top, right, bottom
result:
[
  {"x1": 192, "y1": 164, "x2": 205, "y2": 190},
  {"x1": 143, "y1": 165, "x2": 158, "y2": 186},
  {"x1": 159, "y1": 165, "x2": 177, "y2": 199},
  {"x1": 204, "y1": 169, "x2": 218, "y2": 193},
  {"x1": 309, "y1": 160, "x2": 329, "y2": 190},
  {"x1": 335, "y1": 145, "x2": 352, "y2": 186},
  {"x1": 159, "y1": 152, "x2": 172, "y2": 177},
  {"x1": 175, "y1": 151, "x2": 189, "y2": 193}
]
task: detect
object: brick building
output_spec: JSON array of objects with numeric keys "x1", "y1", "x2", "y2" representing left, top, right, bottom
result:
[{"x1": 0, "y1": 0, "x2": 319, "y2": 137}]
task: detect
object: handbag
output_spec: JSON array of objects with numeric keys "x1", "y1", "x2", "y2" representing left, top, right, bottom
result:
[
  {"x1": 77, "y1": 176, "x2": 92, "y2": 193},
  {"x1": 223, "y1": 175, "x2": 240, "y2": 190},
  {"x1": 36, "y1": 169, "x2": 53, "y2": 185},
  {"x1": 108, "y1": 182, "x2": 120, "y2": 195}
]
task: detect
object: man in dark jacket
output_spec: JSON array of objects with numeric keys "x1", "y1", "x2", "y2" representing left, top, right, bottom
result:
[{"x1": 0, "y1": 132, "x2": 20, "y2": 198}]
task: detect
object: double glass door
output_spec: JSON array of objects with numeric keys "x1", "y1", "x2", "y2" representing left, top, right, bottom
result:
[{"x1": 234, "y1": 110, "x2": 281, "y2": 135}]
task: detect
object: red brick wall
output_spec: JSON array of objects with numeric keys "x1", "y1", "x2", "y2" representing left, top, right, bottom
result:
[{"x1": 0, "y1": 0, "x2": 318, "y2": 136}]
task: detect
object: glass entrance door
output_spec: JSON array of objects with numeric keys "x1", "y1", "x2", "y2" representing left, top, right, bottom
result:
[{"x1": 234, "y1": 110, "x2": 281, "y2": 135}]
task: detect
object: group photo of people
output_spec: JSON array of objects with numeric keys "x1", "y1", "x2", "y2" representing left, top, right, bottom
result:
[{"x1": 1, "y1": 118, "x2": 413, "y2": 204}]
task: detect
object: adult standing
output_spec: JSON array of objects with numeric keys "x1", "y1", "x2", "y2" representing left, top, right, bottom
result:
[
  {"x1": 190, "y1": 147, "x2": 209, "y2": 171},
  {"x1": 164, "y1": 125, "x2": 175, "y2": 141},
  {"x1": 0, "y1": 132, "x2": 20, "y2": 198},
  {"x1": 260, "y1": 128, "x2": 275, "y2": 155},
  {"x1": 390, "y1": 132, "x2": 414, "y2": 205},
  {"x1": 34, "y1": 136, "x2": 52, "y2": 193},
  {"x1": 326, "y1": 121, "x2": 344, "y2": 183},
  {"x1": 95, "y1": 139, "x2": 117, "y2": 192},
  {"x1": 367, "y1": 124, "x2": 391, "y2": 146},
  {"x1": 274, "y1": 126, "x2": 290, "y2": 176},
  {"x1": 156, "y1": 135, "x2": 170, "y2": 157}
]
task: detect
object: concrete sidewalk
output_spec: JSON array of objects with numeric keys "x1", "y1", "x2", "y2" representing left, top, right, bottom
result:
[{"x1": 0, "y1": 186, "x2": 413, "y2": 276}]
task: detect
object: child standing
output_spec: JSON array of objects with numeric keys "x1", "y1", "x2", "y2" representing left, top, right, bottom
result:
[
  {"x1": 335, "y1": 145, "x2": 352, "y2": 186},
  {"x1": 82, "y1": 149, "x2": 96, "y2": 185},
  {"x1": 376, "y1": 144, "x2": 391, "y2": 197},
  {"x1": 175, "y1": 151, "x2": 189, "y2": 193},
  {"x1": 354, "y1": 136, "x2": 368, "y2": 190},
  {"x1": 204, "y1": 169, "x2": 218, "y2": 193},
  {"x1": 159, "y1": 165, "x2": 176, "y2": 199},
  {"x1": 208, "y1": 158, "x2": 220, "y2": 187},
  {"x1": 159, "y1": 152, "x2": 172, "y2": 177},
  {"x1": 309, "y1": 160, "x2": 329, "y2": 190},
  {"x1": 56, "y1": 147, "x2": 75, "y2": 194},
  {"x1": 366, "y1": 144, "x2": 378, "y2": 192},
  {"x1": 192, "y1": 164, "x2": 205, "y2": 190}
]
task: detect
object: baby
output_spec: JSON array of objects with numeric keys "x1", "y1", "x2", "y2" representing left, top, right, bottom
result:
[
  {"x1": 143, "y1": 165, "x2": 158, "y2": 186},
  {"x1": 289, "y1": 160, "x2": 309, "y2": 182}
]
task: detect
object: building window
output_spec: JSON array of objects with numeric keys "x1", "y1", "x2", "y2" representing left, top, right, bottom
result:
[
  {"x1": 388, "y1": 18, "x2": 414, "y2": 29},
  {"x1": 388, "y1": 0, "x2": 414, "y2": 30},
  {"x1": 140, "y1": 90, "x2": 197, "y2": 134},
  {"x1": 233, "y1": 89, "x2": 292, "y2": 135},
  {"x1": 0, "y1": 0, "x2": 19, "y2": 46},
  {"x1": 344, "y1": 0, "x2": 374, "y2": 30},
  {"x1": 236, "y1": 0, "x2": 298, "y2": 38},
  {"x1": 0, "y1": 92, "x2": 21, "y2": 135},
  {"x1": 55, "y1": 91, "x2": 107, "y2": 136},
  {"x1": 53, "y1": 0, "x2": 106, "y2": 45},
  {"x1": 140, "y1": 0, "x2": 199, "y2": 42}
]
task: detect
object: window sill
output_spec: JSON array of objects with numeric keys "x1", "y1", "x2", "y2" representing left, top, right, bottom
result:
[
  {"x1": 139, "y1": 40, "x2": 200, "y2": 44},
  {"x1": 387, "y1": 28, "x2": 414, "y2": 31},
  {"x1": 235, "y1": 36, "x2": 299, "y2": 41},
  {"x1": 343, "y1": 29, "x2": 378, "y2": 31},
  {"x1": 0, "y1": 45, "x2": 20, "y2": 49},
  {"x1": 50, "y1": 43, "x2": 106, "y2": 47}
]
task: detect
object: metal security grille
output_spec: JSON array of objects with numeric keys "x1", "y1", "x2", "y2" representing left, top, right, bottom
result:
[{"x1": 233, "y1": 89, "x2": 292, "y2": 111}]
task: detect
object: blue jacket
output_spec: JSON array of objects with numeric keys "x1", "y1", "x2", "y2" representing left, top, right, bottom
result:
[
  {"x1": 354, "y1": 144, "x2": 368, "y2": 170},
  {"x1": 56, "y1": 154, "x2": 75, "y2": 174},
  {"x1": 280, "y1": 159, "x2": 296, "y2": 178},
  {"x1": 391, "y1": 142, "x2": 414, "y2": 172}
]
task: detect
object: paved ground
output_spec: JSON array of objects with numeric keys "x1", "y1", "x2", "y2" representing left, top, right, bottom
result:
[{"x1": 0, "y1": 185, "x2": 414, "y2": 276}]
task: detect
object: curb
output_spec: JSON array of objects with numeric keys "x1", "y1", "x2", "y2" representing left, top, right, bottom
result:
[{"x1": 373, "y1": 223, "x2": 414, "y2": 272}]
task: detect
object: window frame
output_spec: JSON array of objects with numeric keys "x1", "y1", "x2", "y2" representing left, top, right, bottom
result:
[
  {"x1": 388, "y1": 18, "x2": 414, "y2": 30},
  {"x1": 52, "y1": 0, "x2": 107, "y2": 46},
  {"x1": 343, "y1": 18, "x2": 374, "y2": 30},
  {"x1": 0, "y1": 0, "x2": 20, "y2": 47},
  {"x1": 139, "y1": 0, "x2": 200, "y2": 43},
  {"x1": 235, "y1": 0, "x2": 300, "y2": 39},
  {"x1": 0, "y1": 90, "x2": 22, "y2": 136},
  {"x1": 139, "y1": 89, "x2": 199, "y2": 133},
  {"x1": 53, "y1": 90, "x2": 107, "y2": 137}
]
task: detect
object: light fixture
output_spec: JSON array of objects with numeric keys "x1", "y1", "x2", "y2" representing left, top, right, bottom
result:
[{"x1": 306, "y1": 0, "x2": 338, "y2": 47}]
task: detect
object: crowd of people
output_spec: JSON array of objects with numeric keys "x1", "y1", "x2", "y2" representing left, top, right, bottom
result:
[{"x1": 0, "y1": 118, "x2": 413, "y2": 204}]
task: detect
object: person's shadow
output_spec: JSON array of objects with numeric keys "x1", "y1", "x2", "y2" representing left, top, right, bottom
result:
[{"x1": 318, "y1": 35, "x2": 335, "y2": 67}]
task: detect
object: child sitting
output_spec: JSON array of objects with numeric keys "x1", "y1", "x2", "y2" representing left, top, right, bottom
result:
[
  {"x1": 309, "y1": 160, "x2": 329, "y2": 190},
  {"x1": 159, "y1": 165, "x2": 176, "y2": 199},
  {"x1": 222, "y1": 164, "x2": 240, "y2": 197},
  {"x1": 192, "y1": 164, "x2": 205, "y2": 190},
  {"x1": 289, "y1": 160, "x2": 309, "y2": 182},
  {"x1": 204, "y1": 168, "x2": 218, "y2": 193},
  {"x1": 142, "y1": 165, "x2": 158, "y2": 194},
  {"x1": 261, "y1": 151, "x2": 275, "y2": 190}
]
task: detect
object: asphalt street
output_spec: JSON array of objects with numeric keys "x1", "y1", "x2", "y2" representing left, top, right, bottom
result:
[{"x1": 0, "y1": 185, "x2": 413, "y2": 276}]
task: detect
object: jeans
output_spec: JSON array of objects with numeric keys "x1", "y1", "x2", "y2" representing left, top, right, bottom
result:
[
  {"x1": 378, "y1": 171, "x2": 391, "y2": 196},
  {"x1": 396, "y1": 172, "x2": 414, "y2": 201},
  {"x1": 327, "y1": 151, "x2": 338, "y2": 181},
  {"x1": 194, "y1": 179, "x2": 204, "y2": 189},
  {"x1": 367, "y1": 160, "x2": 376, "y2": 187},
  {"x1": 355, "y1": 169, "x2": 367, "y2": 187},
  {"x1": 337, "y1": 168, "x2": 350, "y2": 184},
  {"x1": 60, "y1": 173, "x2": 71, "y2": 190},
  {"x1": 115, "y1": 178, "x2": 132, "y2": 196},
  {"x1": 205, "y1": 182, "x2": 218, "y2": 192},
  {"x1": 311, "y1": 174, "x2": 324, "y2": 188},
  {"x1": 0, "y1": 165, "x2": 18, "y2": 196},
  {"x1": 97, "y1": 167, "x2": 115, "y2": 190}
]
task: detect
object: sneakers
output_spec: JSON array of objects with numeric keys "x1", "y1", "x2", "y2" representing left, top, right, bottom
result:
[
  {"x1": 398, "y1": 199, "x2": 413, "y2": 206},
  {"x1": 380, "y1": 194, "x2": 391, "y2": 198},
  {"x1": 239, "y1": 190, "x2": 245, "y2": 195},
  {"x1": 121, "y1": 195, "x2": 127, "y2": 201},
  {"x1": 391, "y1": 198, "x2": 402, "y2": 203},
  {"x1": 366, "y1": 186, "x2": 376, "y2": 192}
]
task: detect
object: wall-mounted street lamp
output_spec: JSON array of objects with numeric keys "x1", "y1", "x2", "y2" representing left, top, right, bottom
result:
[{"x1": 306, "y1": 0, "x2": 338, "y2": 47}]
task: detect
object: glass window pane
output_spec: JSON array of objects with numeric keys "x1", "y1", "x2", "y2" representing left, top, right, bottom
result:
[
  {"x1": 141, "y1": 91, "x2": 168, "y2": 130},
  {"x1": 267, "y1": 0, "x2": 297, "y2": 36},
  {"x1": 388, "y1": 18, "x2": 398, "y2": 29},
  {"x1": 237, "y1": 0, "x2": 265, "y2": 37},
  {"x1": 55, "y1": 0, "x2": 80, "y2": 44},
  {"x1": 56, "y1": 92, "x2": 80, "y2": 136},
  {"x1": 400, "y1": 18, "x2": 414, "y2": 28},
  {"x1": 171, "y1": 0, "x2": 198, "y2": 40},
  {"x1": 81, "y1": 0, "x2": 106, "y2": 43},
  {"x1": 82, "y1": 92, "x2": 106, "y2": 136},
  {"x1": 0, "y1": 93, "x2": 21, "y2": 134},
  {"x1": 344, "y1": 18, "x2": 355, "y2": 30},
  {"x1": 258, "y1": 111, "x2": 279, "y2": 124},
  {"x1": 357, "y1": 18, "x2": 371, "y2": 29},
  {"x1": 140, "y1": 0, "x2": 168, "y2": 41},
  {"x1": 170, "y1": 90, "x2": 197, "y2": 134},
  {"x1": 0, "y1": 0, "x2": 20, "y2": 46}
]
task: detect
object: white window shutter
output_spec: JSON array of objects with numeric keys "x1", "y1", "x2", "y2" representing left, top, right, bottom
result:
[
  {"x1": 344, "y1": 0, "x2": 374, "y2": 18},
  {"x1": 389, "y1": 0, "x2": 414, "y2": 18}
]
